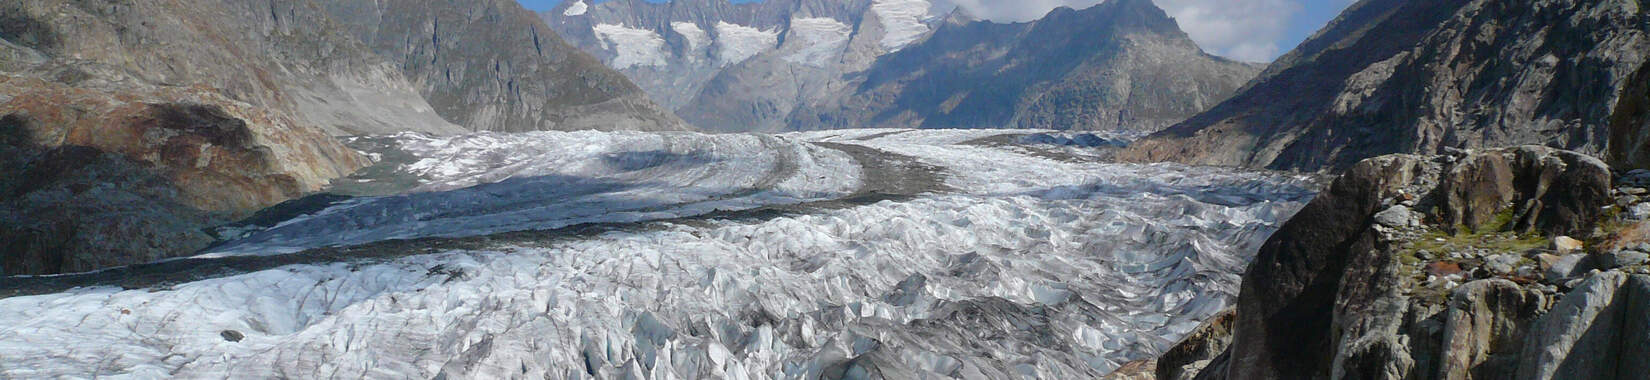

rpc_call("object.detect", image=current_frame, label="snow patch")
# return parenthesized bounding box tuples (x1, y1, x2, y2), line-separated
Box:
(593, 23, 668, 69)
(871, 0, 934, 51)
(783, 17, 852, 67)
(562, 0, 588, 16)
(713, 21, 779, 66)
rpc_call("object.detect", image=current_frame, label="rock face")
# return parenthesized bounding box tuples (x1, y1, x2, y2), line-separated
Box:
(547, 0, 1256, 133)
(323, 0, 688, 132)
(1149, 146, 1650, 380)
(0, 0, 682, 274)
(1122, 0, 1650, 171)
(790, 0, 1259, 133)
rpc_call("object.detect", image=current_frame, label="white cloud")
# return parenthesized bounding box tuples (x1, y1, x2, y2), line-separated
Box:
(943, 0, 1311, 62)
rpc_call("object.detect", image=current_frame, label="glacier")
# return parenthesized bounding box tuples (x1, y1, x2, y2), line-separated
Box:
(594, 24, 670, 69)
(0, 129, 1317, 379)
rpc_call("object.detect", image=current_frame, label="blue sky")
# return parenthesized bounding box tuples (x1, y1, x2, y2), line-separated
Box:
(517, 0, 1353, 62)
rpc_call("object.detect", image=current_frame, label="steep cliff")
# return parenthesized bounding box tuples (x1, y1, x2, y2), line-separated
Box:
(1152, 147, 1650, 380)
(789, 0, 1260, 133)
(1122, 0, 1650, 171)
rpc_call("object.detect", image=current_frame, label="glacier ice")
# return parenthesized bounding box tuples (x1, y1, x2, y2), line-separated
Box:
(871, 0, 935, 51)
(784, 17, 853, 67)
(0, 129, 1317, 379)
(714, 22, 780, 67)
(564, 0, 588, 16)
(594, 24, 669, 69)
(672, 22, 711, 58)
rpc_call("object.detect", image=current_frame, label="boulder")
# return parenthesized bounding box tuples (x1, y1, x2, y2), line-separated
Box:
(1543, 255, 1590, 284)
(1485, 255, 1522, 275)
(1375, 206, 1418, 228)
(1551, 237, 1584, 254)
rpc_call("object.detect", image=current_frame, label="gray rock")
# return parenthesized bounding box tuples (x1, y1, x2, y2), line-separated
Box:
(1630, 203, 1650, 220)
(1374, 206, 1417, 228)
(1593, 250, 1650, 269)
(1516, 273, 1650, 379)
(1485, 254, 1521, 275)
(1437, 280, 1549, 380)
(1622, 169, 1650, 187)
(1544, 254, 1590, 283)
(220, 330, 244, 342)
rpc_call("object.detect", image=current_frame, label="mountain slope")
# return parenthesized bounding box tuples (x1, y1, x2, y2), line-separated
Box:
(322, 0, 689, 132)
(549, 0, 1258, 133)
(788, 0, 1260, 132)
(1121, 0, 1650, 171)
(544, 0, 947, 132)
(0, 0, 689, 275)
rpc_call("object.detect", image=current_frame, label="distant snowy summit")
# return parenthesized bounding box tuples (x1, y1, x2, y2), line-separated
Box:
(544, 0, 1260, 134)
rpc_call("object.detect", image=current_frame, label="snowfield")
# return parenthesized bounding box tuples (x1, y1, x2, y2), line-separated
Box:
(0, 129, 1317, 379)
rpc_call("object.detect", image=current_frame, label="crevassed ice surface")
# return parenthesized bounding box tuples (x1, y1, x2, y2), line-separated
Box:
(0, 129, 1317, 379)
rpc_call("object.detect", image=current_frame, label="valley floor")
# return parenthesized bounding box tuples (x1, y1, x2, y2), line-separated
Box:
(0, 129, 1316, 379)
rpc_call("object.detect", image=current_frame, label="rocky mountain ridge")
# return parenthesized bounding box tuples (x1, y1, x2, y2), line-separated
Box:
(547, 0, 1259, 133)
(1121, 0, 1650, 172)
(788, 0, 1260, 133)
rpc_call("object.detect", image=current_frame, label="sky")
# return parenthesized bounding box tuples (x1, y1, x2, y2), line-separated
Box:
(517, 0, 1355, 62)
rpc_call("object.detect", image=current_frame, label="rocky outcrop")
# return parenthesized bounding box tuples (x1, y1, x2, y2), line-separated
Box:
(323, 0, 688, 132)
(789, 0, 1260, 133)
(1146, 146, 1650, 380)
(1154, 309, 1235, 380)
(1121, 0, 1650, 171)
